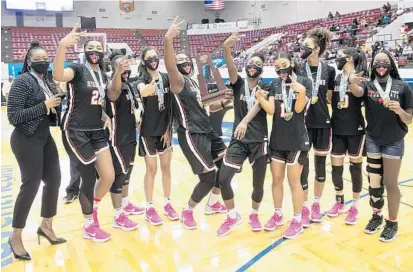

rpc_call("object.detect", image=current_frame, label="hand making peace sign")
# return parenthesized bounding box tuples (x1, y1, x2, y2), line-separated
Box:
(165, 16, 186, 40)
(60, 23, 87, 47)
(223, 29, 246, 48)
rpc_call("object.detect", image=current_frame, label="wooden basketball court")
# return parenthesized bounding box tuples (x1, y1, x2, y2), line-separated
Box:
(2, 107, 413, 271)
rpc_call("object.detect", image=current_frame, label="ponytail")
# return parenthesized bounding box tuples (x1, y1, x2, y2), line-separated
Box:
(138, 46, 158, 79)
(273, 51, 298, 73)
(341, 47, 368, 76)
(307, 28, 332, 56)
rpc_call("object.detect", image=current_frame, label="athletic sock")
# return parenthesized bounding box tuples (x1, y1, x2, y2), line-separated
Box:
(84, 217, 94, 228)
(274, 208, 282, 216)
(146, 202, 153, 209)
(373, 208, 382, 216)
(313, 197, 320, 203)
(114, 208, 123, 219)
(352, 199, 359, 208)
(93, 197, 101, 210)
(389, 216, 397, 222)
(207, 192, 220, 206)
(303, 201, 309, 207)
(228, 209, 237, 219)
(251, 209, 259, 214)
(293, 213, 302, 223)
(121, 197, 129, 208)
(164, 197, 171, 206)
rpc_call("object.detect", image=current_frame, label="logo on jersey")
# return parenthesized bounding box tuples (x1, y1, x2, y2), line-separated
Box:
(367, 88, 399, 103)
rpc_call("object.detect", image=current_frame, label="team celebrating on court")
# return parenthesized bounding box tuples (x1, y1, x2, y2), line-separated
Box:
(6, 16, 413, 260)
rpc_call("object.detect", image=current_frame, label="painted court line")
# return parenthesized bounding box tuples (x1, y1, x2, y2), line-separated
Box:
(235, 178, 413, 272)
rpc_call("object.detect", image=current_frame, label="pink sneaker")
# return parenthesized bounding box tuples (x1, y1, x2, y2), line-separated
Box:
(327, 202, 346, 217)
(180, 209, 197, 229)
(249, 213, 262, 231)
(311, 203, 323, 222)
(163, 203, 179, 221)
(301, 206, 310, 228)
(124, 202, 145, 215)
(264, 212, 284, 231)
(283, 219, 304, 239)
(217, 213, 242, 237)
(83, 209, 111, 242)
(205, 201, 227, 215)
(345, 206, 358, 225)
(112, 213, 138, 231)
(145, 207, 163, 226)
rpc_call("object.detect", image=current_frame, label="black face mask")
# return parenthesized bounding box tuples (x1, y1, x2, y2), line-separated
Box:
(373, 63, 391, 79)
(177, 62, 193, 76)
(276, 66, 293, 83)
(122, 70, 131, 82)
(245, 64, 263, 78)
(335, 57, 348, 71)
(144, 57, 159, 71)
(85, 50, 104, 65)
(30, 61, 50, 75)
(300, 46, 314, 59)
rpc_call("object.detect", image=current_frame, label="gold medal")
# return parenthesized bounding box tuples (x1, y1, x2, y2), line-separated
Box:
(284, 111, 293, 121)
(337, 101, 345, 109)
(384, 97, 390, 107)
(311, 96, 318, 104)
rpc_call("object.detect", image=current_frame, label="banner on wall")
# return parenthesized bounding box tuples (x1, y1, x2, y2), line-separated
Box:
(119, 0, 135, 13)
(188, 21, 253, 35)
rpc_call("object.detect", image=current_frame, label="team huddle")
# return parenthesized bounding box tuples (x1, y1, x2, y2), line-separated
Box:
(6, 18, 413, 260)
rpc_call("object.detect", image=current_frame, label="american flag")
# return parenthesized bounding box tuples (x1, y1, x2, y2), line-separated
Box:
(204, 0, 225, 10)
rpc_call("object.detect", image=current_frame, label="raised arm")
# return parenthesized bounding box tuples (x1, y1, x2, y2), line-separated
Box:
(164, 17, 186, 94)
(107, 56, 131, 102)
(223, 31, 244, 84)
(348, 72, 368, 97)
(257, 89, 274, 115)
(53, 24, 86, 82)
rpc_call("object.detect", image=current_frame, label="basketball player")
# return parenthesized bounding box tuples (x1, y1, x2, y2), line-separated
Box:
(327, 47, 367, 225)
(297, 28, 336, 225)
(53, 25, 114, 242)
(163, 17, 229, 229)
(136, 46, 179, 225)
(349, 50, 412, 242)
(216, 31, 271, 236)
(258, 52, 312, 239)
(105, 51, 142, 231)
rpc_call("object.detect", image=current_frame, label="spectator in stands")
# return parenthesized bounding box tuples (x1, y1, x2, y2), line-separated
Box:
(353, 19, 359, 26)
(383, 2, 391, 12)
(382, 15, 390, 25)
(328, 12, 333, 20)
(335, 11, 341, 19)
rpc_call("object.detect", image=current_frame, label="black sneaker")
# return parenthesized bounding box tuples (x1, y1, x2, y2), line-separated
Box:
(364, 213, 383, 234)
(63, 193, 78, 204)
(379, 220, 398, 242)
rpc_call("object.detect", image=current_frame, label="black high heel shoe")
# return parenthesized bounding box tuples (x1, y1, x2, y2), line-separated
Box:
(8, 238, 31, 261)
(37, 228, 67, 245)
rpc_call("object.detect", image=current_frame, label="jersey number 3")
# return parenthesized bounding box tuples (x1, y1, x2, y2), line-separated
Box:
(91, 90, 101, 105)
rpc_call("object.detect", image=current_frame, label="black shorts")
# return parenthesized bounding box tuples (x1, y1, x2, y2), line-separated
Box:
(177, 129, 227, 175)
(270, 149, 308, 166)
(110, 143, 137, 175)
(138, 135, 172, 157)
(331, 134, 366, 159)
(308, 128, 332, 154)
(62, 129, 109, 165)
(223, 140, 268, 170)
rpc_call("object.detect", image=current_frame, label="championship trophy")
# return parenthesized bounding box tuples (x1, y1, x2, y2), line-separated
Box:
(196, 53, 230, 106)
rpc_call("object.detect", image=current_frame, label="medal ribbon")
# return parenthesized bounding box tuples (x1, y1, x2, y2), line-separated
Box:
(305, 62, 322, 98)
(244, 78, 258, 111)
(156, 72, 165, 107)
(85, 62, 105, 103)
(281, 73, 297, 113)
(373, 77, 392, 101)
(339, 72, 349, 102)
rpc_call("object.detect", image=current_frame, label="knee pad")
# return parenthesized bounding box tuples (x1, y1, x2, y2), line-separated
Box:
(314, 155, 326, 182)
(300, 157, 309, 190)
(124, 166, 133, 185)
(331, 165, 344, 191)
(110, 174, 126, 194)
(366, 157, 383, 186)
(369, 186, 385, 210)
(349, 162, 363, 193)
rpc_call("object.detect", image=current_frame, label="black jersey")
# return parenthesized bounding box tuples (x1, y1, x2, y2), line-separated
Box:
(295, 62, 336, 128)
(361, 79, 413, 145)
(231, 75, 270, 143)
(172, 77, 213, 134)
(62, 64, 107, 131)
(105, 81, 137, 145)
(269, 76, 312, 151)
(331, 73, 365, 136)
(136, 72, 171, 137)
